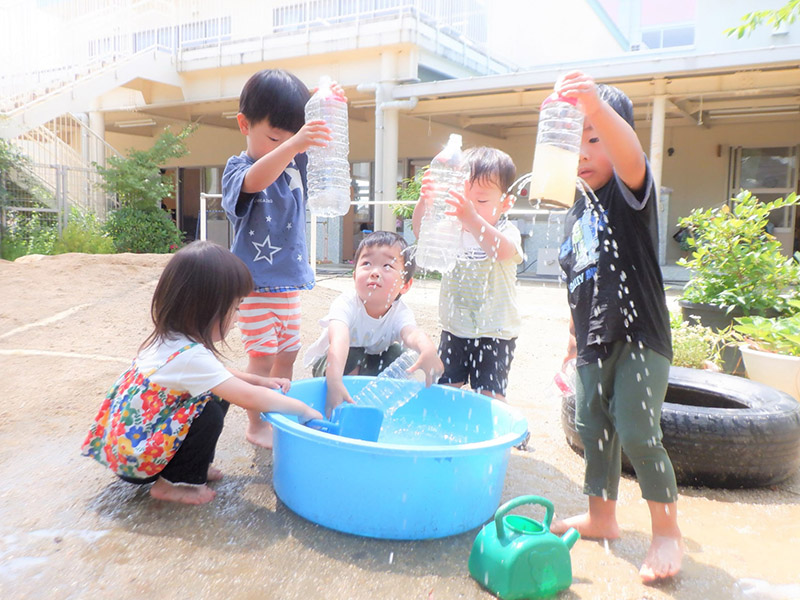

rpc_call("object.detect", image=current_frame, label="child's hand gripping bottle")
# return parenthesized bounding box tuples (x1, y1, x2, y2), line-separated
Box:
(529, 93, 584, 208)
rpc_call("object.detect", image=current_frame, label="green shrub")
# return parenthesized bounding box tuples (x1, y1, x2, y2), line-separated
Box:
(0, 211, 58, 260)
(677, 190, 800, 316)
(393, 167, 427, 219)
(95, 125, 195, 210)
(733, 300, 800, 357)
(670, 311, 728, 369)
(104, 206, 183, 254)
(53, 208, 115, 254)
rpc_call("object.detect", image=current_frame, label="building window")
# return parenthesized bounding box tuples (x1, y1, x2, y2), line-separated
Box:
(730, 146, 798, 231)
(641, 25, 694, 49)
(639, 0, 695, 49)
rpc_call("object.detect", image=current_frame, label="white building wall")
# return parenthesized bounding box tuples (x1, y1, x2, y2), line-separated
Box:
(487, 0, 624, 67)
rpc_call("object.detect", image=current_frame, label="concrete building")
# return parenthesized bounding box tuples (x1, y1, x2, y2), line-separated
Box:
(1, 0, 798, 278)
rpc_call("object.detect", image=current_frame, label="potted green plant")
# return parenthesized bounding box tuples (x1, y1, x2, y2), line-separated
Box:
(676, 190, 800, 372)
(732, 301, 800, 400)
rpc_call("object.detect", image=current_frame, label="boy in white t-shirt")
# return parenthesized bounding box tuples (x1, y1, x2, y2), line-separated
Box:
(304, 231, 443, 416)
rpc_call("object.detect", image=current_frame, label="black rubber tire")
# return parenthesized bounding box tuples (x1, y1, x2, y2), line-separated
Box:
(560, 366, 800, 488)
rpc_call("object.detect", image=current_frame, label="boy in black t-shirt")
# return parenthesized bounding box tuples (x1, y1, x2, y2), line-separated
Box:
(553, 71, 682, 583)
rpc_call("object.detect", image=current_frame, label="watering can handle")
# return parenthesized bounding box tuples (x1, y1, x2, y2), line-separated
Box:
(494, 495, 555, 540)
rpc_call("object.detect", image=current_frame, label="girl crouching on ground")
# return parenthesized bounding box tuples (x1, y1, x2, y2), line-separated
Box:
(82, 240, 321, 505)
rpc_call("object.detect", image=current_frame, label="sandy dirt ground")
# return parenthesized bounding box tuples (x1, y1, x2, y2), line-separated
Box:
(1, 252, 799, 600)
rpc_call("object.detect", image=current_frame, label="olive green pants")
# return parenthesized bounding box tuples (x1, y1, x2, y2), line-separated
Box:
(575, 341, 678, 504)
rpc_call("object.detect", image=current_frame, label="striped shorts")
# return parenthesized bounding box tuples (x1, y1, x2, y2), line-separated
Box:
(237, 290, 302, 357)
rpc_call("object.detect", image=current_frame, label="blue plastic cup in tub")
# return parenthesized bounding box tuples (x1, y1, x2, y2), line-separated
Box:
(264, 376, 529, 540)
(303, 404, 384, 442)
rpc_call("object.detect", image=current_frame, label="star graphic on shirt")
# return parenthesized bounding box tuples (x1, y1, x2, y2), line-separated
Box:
(297, 253, 303, 261)
(253, 234, 281, 264)
(249, 230, 255, 236)
(265, 215, 272, 223)
(286, 164, 303, 193)
(287, 222, 292, 230)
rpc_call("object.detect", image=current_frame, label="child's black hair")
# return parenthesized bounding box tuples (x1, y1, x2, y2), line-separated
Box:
(239, 69, 310, 133)
(354, 230, 416, 284)
(597, 83, 635, 130)
(463, 146, 517, 195)
(141, 240, 254, 357)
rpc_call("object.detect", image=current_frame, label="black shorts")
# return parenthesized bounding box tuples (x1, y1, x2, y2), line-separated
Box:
(437, 331, 516, 397)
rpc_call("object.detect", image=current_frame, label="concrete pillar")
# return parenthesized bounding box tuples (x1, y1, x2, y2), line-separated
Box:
(649, 79, 667, 265)
(379, 88, 401, 232)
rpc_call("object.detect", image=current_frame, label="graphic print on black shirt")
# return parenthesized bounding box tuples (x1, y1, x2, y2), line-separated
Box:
(558, 168, 672, 366)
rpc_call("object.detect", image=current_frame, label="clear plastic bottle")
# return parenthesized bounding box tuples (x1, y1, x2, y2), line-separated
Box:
(304, 76, 351, 217)
(529, 93, 584, 208)
(414, 133, 469, 273)
(352, 349, 425, 412)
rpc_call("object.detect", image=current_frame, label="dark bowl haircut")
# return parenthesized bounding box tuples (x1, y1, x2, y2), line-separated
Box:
(239, 69, 310, 133)
(354, 231, 416, 284)
(596, 83, 635, 129)
(463, 146, 517, 194)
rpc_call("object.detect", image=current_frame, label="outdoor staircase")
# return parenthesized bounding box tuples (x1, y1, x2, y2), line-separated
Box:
(0, 48, 182, 140)
(8, 114, 121, 217)
(0, 42, 180, 219)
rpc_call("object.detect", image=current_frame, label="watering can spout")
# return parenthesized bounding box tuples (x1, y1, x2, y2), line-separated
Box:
(561, 527, 580, 550)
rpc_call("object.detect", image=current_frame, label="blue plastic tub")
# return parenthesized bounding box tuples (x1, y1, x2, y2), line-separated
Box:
(265, 376, 528, 540)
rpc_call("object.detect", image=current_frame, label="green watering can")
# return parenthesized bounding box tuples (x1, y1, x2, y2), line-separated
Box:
(468, 495, 580, 600)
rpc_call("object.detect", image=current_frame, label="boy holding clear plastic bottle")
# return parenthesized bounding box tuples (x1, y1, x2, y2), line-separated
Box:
(222, 69, 335, 448)
(552, 71, 682, 583)
(412, 146, 523, 402)
(303, 231, 443, 417)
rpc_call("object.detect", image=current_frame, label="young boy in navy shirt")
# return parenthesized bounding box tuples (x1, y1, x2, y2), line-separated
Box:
(222, 69, 332, 448)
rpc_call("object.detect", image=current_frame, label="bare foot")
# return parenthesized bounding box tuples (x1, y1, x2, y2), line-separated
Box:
(639, 534, 683, 583)
(149, 477, 216, 505)
(207, 465, 223, 482)
(550, 512, 620, 540)
(246, 420, 274, 449)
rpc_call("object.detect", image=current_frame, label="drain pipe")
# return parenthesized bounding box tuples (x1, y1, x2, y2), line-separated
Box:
(357, 82, 418, 232)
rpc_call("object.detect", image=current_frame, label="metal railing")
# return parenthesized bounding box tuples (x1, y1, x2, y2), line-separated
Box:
(9, 114, 119, 218)
(198, 193, 422, 277)
(197, 192, 565, 280)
